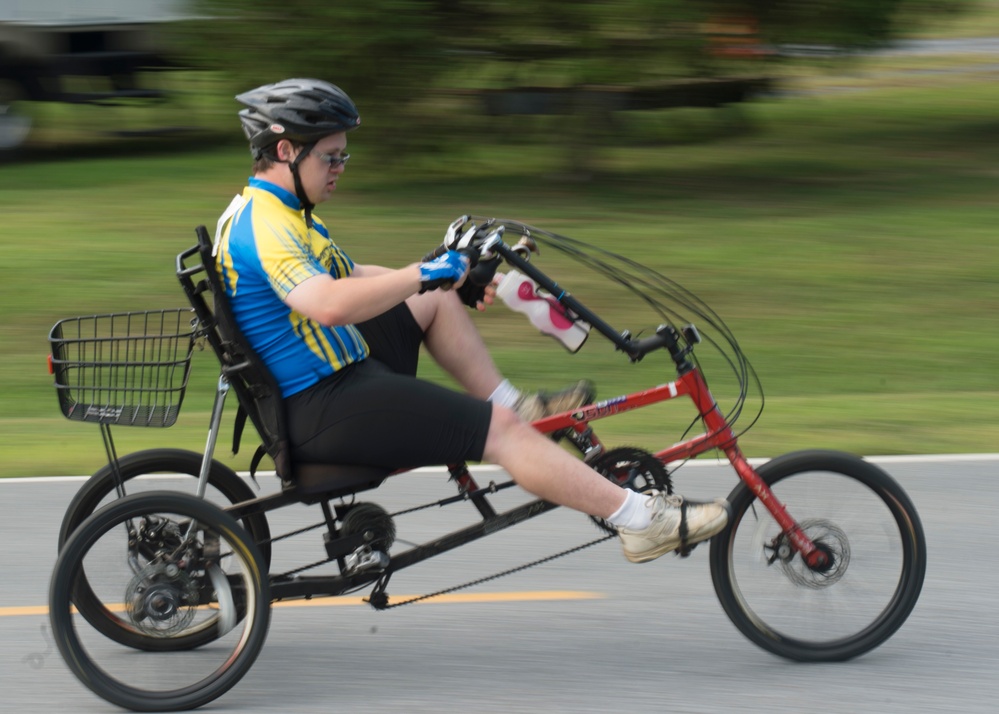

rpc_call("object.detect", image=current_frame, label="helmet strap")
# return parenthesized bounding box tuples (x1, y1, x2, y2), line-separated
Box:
(288, 141, 317, 229)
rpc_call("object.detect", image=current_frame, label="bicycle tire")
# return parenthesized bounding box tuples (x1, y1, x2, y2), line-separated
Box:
(50, 491, 271, 712)
(709, 449, 926, 662)
(57, 448, 271, 651)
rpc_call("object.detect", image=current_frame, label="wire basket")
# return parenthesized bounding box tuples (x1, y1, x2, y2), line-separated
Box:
(48, 309, 199, 427)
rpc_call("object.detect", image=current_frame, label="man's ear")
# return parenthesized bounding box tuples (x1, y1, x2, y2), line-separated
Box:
(276, 139, 297, 162)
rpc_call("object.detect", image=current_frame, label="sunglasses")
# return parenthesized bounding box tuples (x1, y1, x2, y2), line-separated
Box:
(311, 150, 351, 168)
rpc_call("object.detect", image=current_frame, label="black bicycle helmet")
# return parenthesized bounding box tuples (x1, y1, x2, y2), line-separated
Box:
(236, 78, 361, 227)
(236, 78, 361, 159)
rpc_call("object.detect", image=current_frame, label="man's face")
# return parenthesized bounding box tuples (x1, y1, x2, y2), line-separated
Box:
(295, 132, 348, 205)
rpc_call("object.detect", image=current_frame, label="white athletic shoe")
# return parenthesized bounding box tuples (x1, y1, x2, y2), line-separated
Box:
(618, 492, 730, 563)
(513, 379, 595, 422)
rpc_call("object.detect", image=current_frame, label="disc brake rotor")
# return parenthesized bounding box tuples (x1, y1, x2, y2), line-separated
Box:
(770, 519, 851, 589)
(125, 562, 200, 637)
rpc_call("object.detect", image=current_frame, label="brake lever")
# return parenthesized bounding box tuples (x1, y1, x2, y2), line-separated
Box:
(476, 225, 506, 260)
(510, 235, 539, 261)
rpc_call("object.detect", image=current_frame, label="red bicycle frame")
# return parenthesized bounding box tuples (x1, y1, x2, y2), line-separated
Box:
(489, 239, 828, 569)
(530, 369, 825, 567)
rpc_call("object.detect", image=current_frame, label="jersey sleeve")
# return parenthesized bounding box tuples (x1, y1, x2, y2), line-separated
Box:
(254, 225, 327, 300)
(311, 217, 356, 280)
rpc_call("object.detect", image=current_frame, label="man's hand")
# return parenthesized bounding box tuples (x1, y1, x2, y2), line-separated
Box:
(456, 254, 502, 309)
(419, 250, 469, 293)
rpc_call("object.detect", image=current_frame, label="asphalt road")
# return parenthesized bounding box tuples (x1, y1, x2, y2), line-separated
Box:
(2, 455, 997, 713)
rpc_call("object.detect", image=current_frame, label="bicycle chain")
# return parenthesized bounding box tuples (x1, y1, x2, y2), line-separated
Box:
(366, 533, 615, 610)
(262, 495, 616, 597)
(267, 498, 472, 580)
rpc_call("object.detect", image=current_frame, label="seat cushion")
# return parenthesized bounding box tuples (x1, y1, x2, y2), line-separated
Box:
(285, 462, 391, 501)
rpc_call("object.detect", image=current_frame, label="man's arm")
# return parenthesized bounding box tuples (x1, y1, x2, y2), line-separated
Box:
(286, 257, 470, 325)
(351, 264, 392, 278)
(284, 264, 423, 326)
(353, 263, 498, 311)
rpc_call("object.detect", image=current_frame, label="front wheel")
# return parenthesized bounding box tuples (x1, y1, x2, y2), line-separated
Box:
(50, 491, 271, 712)
(709, 450, 926, 662)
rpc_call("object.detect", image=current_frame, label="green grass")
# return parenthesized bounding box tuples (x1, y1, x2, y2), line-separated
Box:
(1, 73, 997, 477)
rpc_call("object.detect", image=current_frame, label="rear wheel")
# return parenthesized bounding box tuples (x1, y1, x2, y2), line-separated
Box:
(709, 450, 926, 661)
(50, 491, 270, 712)
(58, 448, 271, 651)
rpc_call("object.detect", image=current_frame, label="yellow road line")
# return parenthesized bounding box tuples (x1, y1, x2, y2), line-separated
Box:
(1, 590, 603, 618)
(2, 605, 51, 617)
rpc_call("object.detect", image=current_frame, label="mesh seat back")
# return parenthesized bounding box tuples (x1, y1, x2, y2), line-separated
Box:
(178, 226, 292, 479)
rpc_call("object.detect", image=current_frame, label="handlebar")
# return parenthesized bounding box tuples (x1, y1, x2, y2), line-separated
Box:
(488, 238, 695, 370)
(422, 223, 506, 264)
(625, 330, 674, 359)
(421, 242, 450, 263)
(430, 218, 698, 369)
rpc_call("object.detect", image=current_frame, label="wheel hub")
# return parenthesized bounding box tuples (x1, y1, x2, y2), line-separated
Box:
(143, 583, 183, 621)
(126, 562, 199, 636)
(767, 519, 850, 589)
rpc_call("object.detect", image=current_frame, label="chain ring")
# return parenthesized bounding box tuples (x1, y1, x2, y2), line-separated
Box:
(340, 502, 397, 551)
(589, 447, 674, 535)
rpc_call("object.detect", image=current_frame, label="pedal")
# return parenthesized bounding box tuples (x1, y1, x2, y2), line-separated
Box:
(344, 545, 389, 575)
(675, 541, 698, 558)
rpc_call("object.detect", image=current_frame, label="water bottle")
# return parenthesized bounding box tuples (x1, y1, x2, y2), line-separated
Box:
(495, 270, 591, 352)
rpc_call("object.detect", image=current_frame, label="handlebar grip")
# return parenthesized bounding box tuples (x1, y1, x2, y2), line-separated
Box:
(418, 276, 455, 293)
(422, 243, 450, 263)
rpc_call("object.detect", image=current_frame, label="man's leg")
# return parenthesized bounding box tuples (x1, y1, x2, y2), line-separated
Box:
(404, 289, 503, 399)
(402, 292, 615, 512)
(481, 404, 730, 562)
(404, 289, 594, 419)
(482, 404, 626, 517)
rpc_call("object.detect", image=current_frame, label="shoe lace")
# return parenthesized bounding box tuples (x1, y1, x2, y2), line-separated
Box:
(645, 490, 683, 512)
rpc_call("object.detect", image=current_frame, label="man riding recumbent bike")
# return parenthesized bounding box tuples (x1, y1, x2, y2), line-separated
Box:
(47, 218, 926, 712)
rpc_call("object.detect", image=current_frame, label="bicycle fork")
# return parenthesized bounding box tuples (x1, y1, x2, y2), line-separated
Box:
(682, 368, 829, 570)
(725, 447, 829, 570)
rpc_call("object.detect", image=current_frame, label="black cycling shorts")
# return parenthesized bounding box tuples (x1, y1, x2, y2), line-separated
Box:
(285, 303, 493, 469)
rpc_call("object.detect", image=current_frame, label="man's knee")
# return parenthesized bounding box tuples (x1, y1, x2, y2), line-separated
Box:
(482, 404, 533, 462)
(405, 286, 458, 331)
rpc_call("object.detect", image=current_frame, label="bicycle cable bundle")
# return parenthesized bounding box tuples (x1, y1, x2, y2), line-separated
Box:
(479, 218, 765, 441)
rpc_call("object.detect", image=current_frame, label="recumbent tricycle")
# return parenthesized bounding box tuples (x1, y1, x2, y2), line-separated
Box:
(46, 219, 927, 711)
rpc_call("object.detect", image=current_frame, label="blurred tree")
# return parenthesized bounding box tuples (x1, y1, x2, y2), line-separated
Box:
(176, 1, 441, 114)
(729, 0, 969, 49)
(176, 0, 968, 150)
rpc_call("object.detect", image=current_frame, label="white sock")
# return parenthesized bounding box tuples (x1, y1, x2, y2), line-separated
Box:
(488, 379, 522, 408)
(606, 489, 654, 531)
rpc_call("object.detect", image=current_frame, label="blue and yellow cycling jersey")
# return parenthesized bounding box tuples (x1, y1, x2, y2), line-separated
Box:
(215, 177, 369, 397)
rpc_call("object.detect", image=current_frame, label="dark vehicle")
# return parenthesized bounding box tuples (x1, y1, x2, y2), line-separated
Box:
(0, 0, 187, 149)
